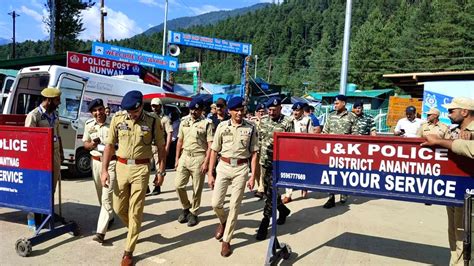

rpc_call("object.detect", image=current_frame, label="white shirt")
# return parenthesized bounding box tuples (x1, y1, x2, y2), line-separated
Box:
(394, 118, 424, 138)
(293, 116, 313, 133)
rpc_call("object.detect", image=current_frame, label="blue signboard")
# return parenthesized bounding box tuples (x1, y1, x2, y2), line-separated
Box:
(92, 42, 178, 72)
(168, 31, 252, 56)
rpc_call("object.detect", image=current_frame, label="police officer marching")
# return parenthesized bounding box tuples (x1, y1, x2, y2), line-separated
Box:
(208, 96, 258, 257)
(82, 98, 116, 244)
(174, 98, 214, 227)
(148, 97, 174, 196)
(101, 90, 166, 266)
(256, 97, 293, 241)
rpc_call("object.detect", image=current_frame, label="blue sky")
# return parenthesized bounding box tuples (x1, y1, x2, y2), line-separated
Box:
(0, 0, 273, 42)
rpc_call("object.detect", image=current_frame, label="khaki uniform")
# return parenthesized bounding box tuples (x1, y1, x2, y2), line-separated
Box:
(25, 106, 61, 191)
(416, 121, 449, 138)
(285, 115, 313, 198)
(176, 115, 213, 215)
(452, 139, 474, 159)
(445, 121, 474, 265)
(152, 113, 173, 168)
(211, 120, 258, 242)
(83, 118, 116, 235)
(106, 110, 164, 252)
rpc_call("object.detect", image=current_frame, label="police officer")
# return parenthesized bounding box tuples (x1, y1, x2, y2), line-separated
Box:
(148, 97, 173, 196)
(210, 98, 231, 132)
(175, 98, 213, 227)
(208, 96, 258, 257)
(435, 97, 474, 265)
(352, 101, 377, 136)
(101, 90, 166, 266)
(25, 87, 64, 191)
(256, 97, 292, 241)
(322, 94, 358, 209)
(82, 98, 116, 243)
(25, 87, 64, 224)
(250, 103, 267, 199)
(416, 107, 449, 138)
(283, 102, 313, 204)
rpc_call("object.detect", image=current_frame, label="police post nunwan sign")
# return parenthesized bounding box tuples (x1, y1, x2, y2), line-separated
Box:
(274, 133, 474, 206)
(92, 42, 178, 72)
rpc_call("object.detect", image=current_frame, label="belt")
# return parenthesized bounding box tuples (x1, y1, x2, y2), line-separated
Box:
(92, 155, 117, 162)
(117, 157, 150, 165)
(220, 157, 248, 166)
(183, 150, 206, 157)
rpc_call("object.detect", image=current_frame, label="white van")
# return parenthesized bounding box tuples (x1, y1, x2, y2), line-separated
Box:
(2, 65, 171, 177)
(0, 69, 17, 111)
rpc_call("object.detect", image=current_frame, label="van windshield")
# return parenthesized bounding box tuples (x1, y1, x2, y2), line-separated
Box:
(14, 75, 50, 114)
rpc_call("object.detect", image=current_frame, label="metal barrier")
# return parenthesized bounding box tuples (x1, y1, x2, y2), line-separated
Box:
(0, 123, 78, 257)
(266, 133, 474, 265)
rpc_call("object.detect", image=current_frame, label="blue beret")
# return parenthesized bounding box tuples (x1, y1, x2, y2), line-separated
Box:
(265, 97, 281, 108)
(88, 98, 104, 112)
(188, 98, 204, 109)
(256, 103, 266, 111)
(121, 90, 143, 110)
(292, 102, 308, 110)
(334, 94, 347, 102)
(353, 101, 363, 108)
(228, 96, 245, 110)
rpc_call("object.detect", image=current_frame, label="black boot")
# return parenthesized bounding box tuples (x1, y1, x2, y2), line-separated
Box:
(323, 194, 336, 209)
(256, 217, 270, 241)
(150, 186, 161, 196)
(277, 204, 291, 225)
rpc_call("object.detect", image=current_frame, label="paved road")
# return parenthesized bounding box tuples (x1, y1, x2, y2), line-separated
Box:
(0, 170, 453, 265)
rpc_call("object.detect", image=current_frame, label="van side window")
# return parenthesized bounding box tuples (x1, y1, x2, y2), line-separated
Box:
(58, 78, 84, 120)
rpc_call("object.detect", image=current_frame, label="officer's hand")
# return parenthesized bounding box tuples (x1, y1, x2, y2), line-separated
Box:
(174, 161, 179, 170)
(208, 175, 215, 190)
(247, 177, 255, 191)
(101, 172, 110, 188)
(200, 162, 209, 175)
(460, 131, 471, 140)
(420, 134, 440, 147)
(154, 173, 164, 186)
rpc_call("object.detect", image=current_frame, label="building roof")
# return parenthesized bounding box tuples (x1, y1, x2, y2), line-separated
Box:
(308, 89, 394, 101)
(383, 70, 474, 97)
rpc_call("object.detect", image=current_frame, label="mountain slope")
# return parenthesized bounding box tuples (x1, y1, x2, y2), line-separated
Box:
(141, 3, 271, 36)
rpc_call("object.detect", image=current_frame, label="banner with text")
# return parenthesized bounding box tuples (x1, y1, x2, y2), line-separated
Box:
(168, 31, 252, 56)
(67, 51, 141, 77)
(91, 42, 178, 72)
(0, 125, 53, 214)
(274, 133, 474, 206)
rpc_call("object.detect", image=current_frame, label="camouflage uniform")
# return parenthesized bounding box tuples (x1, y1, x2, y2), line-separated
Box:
(259, 114, 294, 218)
(322, 110, 358, 135)
(354, 113, 376, 135)
(322, 109, 358, 206)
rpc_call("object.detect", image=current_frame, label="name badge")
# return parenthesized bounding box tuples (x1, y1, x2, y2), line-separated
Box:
(53, 135, 58, 142)
(97, 144, 105, 152)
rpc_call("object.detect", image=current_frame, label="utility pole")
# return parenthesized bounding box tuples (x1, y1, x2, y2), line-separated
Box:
(254, 55, 258, 79)
(267, 57, 272, 83)
(49, 0, 55, 55)
(339, 0, 353, 95)
(8, 11, 19, 59)
(100, 0, 106, 42)
(160, 0, 169, 89)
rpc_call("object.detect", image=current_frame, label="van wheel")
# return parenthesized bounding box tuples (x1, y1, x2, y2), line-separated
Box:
(73, 149, 91, 178)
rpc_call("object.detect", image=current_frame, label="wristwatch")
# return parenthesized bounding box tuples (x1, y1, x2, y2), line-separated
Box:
(159, 171, 167, 177)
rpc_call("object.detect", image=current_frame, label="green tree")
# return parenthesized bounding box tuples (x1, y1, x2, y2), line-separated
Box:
(44, 0, 95, 53)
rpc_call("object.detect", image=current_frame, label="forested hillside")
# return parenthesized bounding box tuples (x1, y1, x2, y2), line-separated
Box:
(0, 0, 473, 94)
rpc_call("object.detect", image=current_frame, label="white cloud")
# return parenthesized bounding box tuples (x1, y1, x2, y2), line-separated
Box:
(20, 5, 43, 22)
(31, 0, 43, 9)
(80, 5, 143, 40)
(189, 5, 224, 15)
(139, 0, 159, 6)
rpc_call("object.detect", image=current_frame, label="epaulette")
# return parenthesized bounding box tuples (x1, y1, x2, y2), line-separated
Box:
(115, 110, 127, 116)
(85, 118, 95, 125)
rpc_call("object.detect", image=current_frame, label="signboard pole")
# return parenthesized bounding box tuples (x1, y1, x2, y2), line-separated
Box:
(240, 56, 247, 98)
(464, 194, 472, 265)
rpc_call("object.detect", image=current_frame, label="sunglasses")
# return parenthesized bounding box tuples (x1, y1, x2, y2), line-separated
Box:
(216, 104, 225, 108)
